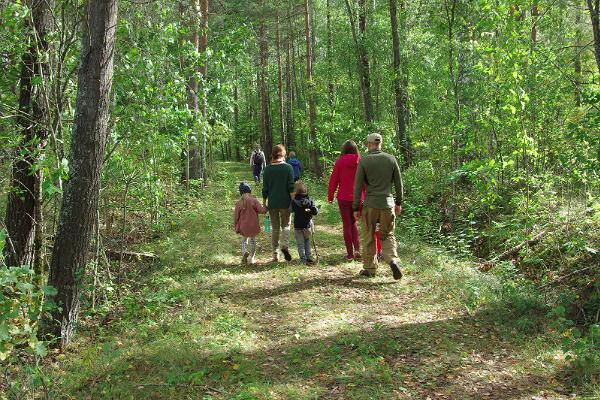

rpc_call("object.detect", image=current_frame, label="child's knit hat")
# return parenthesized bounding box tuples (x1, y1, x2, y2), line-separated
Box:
(239, 182, 252, 195)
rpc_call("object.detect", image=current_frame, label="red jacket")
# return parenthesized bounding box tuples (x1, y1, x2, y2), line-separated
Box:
(234, 195, 267, 237)
(328, 154, 365, 203)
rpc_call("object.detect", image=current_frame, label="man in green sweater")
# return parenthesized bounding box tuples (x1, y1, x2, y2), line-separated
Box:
(352, 133, 403, 279)
(263, 144, 295, 262)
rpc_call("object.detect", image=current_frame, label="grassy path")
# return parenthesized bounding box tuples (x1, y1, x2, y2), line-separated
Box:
(50, 163, 589, 399)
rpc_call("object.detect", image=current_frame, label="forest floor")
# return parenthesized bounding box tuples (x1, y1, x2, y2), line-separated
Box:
(47, 162, 597, 399)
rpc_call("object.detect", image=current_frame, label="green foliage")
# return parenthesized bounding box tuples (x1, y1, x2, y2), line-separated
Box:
(0, 267, 56, 397)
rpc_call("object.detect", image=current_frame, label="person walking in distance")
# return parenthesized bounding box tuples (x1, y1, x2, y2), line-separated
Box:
(352, 133, 404, 279)
(262, 144, 295, 262)
(287, 151, 302, 182)
(250, 144, 266, 183)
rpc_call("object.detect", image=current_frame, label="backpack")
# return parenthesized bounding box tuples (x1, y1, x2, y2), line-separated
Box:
(252, 151, 264, 166)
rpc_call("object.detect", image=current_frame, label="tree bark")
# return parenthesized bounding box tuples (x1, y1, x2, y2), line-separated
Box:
(389, 0, 412, 166)
(587, 0, 600, 76)
(4, 0, 53, 270)
(187, 0, 201, 181)
(199, 0, 209, 183)
(44, 0, 118, 346)
(344, 0, 374, 124)
(575, 0, 583, 106)
(304, 0, 321, 176)
(259, 5, 273, 159)
(326, 0, 334, 110)
(286, 2, 296, 149)
(276, 8, 286, 145)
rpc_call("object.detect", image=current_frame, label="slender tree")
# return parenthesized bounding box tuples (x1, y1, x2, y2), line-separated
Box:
(258, 2, 273, 158)
(587, 0, 600, 76)
(199, 0, 209, 183)
(389, 0, 412, 166)
(276, 8, 286, 145)
(188, 0, 202, 181)
(326, 0, 334, 110)
(44, 0, 118, 345)
(304, 0, 321, 175)
(4, 0, 53, 272)
(344, 0, 374, 124)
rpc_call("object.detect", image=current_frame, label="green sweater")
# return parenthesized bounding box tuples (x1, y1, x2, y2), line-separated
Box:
(262, 162, 295, 209)
(352, 149, 403, 211)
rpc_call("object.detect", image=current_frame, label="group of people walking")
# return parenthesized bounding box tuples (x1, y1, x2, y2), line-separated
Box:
(235, 133, 403, 280)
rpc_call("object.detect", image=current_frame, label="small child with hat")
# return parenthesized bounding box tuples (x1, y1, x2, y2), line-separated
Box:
(234, 182, 267, 264)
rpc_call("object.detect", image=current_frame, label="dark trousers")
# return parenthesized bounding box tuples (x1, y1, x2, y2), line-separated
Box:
(253, 165, 263, 182)
(337, 200, 360, 257)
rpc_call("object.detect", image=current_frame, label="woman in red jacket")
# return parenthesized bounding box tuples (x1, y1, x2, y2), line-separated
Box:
(328, 140, 365, 261)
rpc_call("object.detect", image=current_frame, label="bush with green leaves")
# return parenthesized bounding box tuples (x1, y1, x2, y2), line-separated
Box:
(0, 265, 56, 362)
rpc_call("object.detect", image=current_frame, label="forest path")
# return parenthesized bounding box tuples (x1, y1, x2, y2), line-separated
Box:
(51, 162, 575, 399)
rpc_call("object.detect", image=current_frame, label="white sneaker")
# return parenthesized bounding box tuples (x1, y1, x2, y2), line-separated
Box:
(248, 256, 256, 264)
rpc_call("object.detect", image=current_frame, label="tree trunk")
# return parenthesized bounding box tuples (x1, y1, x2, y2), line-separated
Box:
(304, 0, 321, 176)
(259, 7, 273, 158)
(182, 0, 201, 182)
(286, 3, 296, 149)
(444, 0, 461, 173)
(233, 84, 241, 160)
(575, 0, 583, 106)
(389, 0, 412, 166)
(587, 0, 600, 76)
(199, 0, 209, 183)
(344, 0, 374, 124)
(4, 0, 53, 270)
(276, 8, 285, 145)
(326, 0, 334, 110)
(44, 0, 118, 346)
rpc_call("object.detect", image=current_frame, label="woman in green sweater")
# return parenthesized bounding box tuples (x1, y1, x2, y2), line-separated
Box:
(262, 144, 295, 262)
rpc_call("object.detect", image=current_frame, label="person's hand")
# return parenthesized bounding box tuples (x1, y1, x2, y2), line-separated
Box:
(394, 205, 402, 215)
(353, 211, 361, 220)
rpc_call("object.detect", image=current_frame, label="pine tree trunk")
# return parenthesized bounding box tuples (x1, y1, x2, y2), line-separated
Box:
(44, 0, 118, 346)
(276, 8, 286, 146)
(259, 6, 273, 159)
(189, 0, 201, 180)
(4, 0, 53, 269)
(389, 0, 412, 166)
(304, 0, 321, 176)
(286, 41, 295, 150)
(575, 0, 583, 106)
(199, 0, 209, 183)
(587, 0, 600, 76)
(344, 0, 374, 124)
(286, 2, 296, 149)
(326, 0, 334, 110)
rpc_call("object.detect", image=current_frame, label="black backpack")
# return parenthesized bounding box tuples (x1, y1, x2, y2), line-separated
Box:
(252, 151, 264, 166)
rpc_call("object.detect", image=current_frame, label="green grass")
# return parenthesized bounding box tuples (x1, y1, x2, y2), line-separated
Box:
(44, 162, 598, 399)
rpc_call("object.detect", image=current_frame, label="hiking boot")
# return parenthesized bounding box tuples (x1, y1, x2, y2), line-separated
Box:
(359, 269, 376, 278)
(242, 252, 249, 264)
(389, 261, 402, 280)
(281, 247, 292, 261)
(306, 257, 315, 265)
(353, 251, 362, 261)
